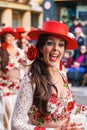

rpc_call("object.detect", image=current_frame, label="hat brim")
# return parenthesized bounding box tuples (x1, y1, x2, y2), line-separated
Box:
(16, 27, 26, 33)
(0, 31, 19, 39)
(28, 30, 78, 50)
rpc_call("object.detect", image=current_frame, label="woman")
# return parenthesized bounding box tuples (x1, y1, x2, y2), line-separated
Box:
(0, 27, 25, 130)
(62, 50, 74, 72)
(11, 21, 87, 130)
(15, 27, 36, 53)
(15, 27, 28, 50)
(67, 45, 87, 86)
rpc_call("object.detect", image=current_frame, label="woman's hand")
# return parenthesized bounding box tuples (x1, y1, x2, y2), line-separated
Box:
(73, 61, 80, 67)
(54, 122, 83, 130)
(66, 122, 83, 130)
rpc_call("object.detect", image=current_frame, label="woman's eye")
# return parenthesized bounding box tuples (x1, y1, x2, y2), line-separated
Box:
(26, 44, 29, 47)
(58, 43, 65, 47)
(46, 41, 54, 46)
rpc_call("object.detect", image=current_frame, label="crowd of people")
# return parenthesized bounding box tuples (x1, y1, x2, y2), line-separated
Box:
(0, 19, 87, 130)
(63, 18, 87, 86)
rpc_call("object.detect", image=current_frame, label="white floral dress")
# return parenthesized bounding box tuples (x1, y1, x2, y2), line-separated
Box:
(0, 47, 25, 130)
(11, 72, 87, 130)
(0, 48, 25, 97)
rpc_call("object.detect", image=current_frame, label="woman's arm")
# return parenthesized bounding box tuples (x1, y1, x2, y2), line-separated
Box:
(11, 74, 53, 130)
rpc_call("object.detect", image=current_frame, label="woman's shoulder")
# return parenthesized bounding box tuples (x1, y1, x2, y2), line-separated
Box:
(22, 72, 35, 85)
(22, 72, 32, 83)
(15, 46, 25, 57)
(21, 72, 35, 92)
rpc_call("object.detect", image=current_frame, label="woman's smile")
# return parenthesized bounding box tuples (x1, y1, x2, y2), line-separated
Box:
(49, 53, 59, 62)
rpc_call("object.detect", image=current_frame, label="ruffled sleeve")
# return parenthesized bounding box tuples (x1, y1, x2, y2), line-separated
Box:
(11, 74, 54, 130)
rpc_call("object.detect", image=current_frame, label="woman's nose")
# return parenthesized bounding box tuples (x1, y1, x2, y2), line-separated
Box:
(53, 43, 59, 51)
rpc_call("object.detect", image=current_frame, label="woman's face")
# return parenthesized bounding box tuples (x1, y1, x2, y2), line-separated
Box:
(41, 35, 65, 67)
(21, 38, 29, 52)
(5, 33, 15, 45)
(80, 45, 87, 54)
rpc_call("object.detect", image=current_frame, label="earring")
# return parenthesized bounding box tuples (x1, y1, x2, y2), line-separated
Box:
(59, 60, 62, 70)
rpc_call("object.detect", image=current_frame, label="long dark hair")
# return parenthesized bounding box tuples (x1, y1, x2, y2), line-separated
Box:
(30, 34, 58, 116)
(0, 33, 9, 73)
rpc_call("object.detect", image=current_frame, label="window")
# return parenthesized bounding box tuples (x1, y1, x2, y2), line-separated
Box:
(12, 10, 21, 28)
(31, 13, 39, 28)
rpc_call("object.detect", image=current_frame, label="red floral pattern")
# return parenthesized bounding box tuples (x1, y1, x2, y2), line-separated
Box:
(5, 51, 22, 71)
(67, 101, 74, 111)
(49, 93, 58, 104)
(0, 76, 21, 97)
(0, 50, 24, 97)
(4, 92, 10, 96)
(34, 126, 46, 130)
(30, 91, 75, 126)
(26, 45, 38, 61)
(28, 72, 76, 126)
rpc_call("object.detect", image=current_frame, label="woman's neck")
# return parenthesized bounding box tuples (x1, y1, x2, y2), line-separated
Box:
(8, 43, 14, 49)
(47, 67, 58, 77)
(7, 44, 16, 56)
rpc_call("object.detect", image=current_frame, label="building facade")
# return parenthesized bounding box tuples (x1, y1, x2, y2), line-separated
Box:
(0, 0, 43, 28)
(43, 0, 87, 27)
(0, 0, 87, 29)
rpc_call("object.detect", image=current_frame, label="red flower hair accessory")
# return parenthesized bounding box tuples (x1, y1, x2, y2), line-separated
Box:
(26, 45, 38, 61)
(1, 43, 8, 50)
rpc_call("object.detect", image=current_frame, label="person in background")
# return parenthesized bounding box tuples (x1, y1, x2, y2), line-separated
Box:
(80, 19, 87, 36)
(15, 27, 37, 75)
(11, 20, 87, 130)
(73, 27, 85, 60)
(62, 50, 74, 72)
(15, 27, 28, 50)
(0, 27, 25, 130)
(69, 18, 81, 34)
(67, 45, 87, 86)
(16, 27, 36, 52)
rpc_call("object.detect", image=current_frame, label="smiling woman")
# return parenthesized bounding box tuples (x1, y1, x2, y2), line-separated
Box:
(0, 27, 25, 130)
(11, 20, 87, 130)
(39, 35, 65, 68)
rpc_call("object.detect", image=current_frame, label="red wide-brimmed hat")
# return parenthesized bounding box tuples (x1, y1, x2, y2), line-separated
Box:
(16, 27, 26, 33)
(28, 20, 78, 50)
(0, 27, 19, 39)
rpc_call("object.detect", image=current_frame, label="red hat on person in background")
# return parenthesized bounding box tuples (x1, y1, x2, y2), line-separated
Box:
(15, 27, 26, 39)
(16, 27, 26, 33)
(27, 27, 37, 41)
(0, 27, 19, 39)
(28, 20, 78, 50)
